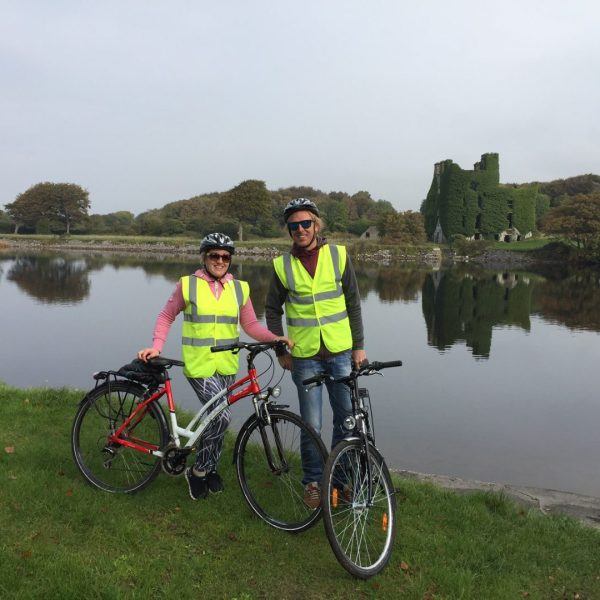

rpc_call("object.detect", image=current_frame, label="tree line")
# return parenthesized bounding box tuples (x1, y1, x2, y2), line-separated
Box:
(3, 174, 600, 252)
(1, 180, 428, 244)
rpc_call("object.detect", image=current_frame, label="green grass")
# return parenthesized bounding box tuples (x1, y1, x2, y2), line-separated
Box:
(491, 238, 551, 252)
(1, 383, 600, 599)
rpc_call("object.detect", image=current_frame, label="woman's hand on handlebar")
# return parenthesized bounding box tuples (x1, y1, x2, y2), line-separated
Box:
(138, 347, 160, 362)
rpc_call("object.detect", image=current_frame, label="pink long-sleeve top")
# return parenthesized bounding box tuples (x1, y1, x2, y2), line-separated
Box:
(151, 269, 277, 353)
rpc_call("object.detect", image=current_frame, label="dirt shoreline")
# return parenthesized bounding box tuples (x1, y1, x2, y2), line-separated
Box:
(395, 469, 600, 530)
(1, 237, 559, 268)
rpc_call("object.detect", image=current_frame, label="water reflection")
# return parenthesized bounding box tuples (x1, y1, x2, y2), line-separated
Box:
(6, 255, 91, 304)
(420, 266, 600, 358)
(532, 269, 600, 331)
(422, 268, 535, 358)
(4, 250, 600, 345)
(3, 250, 600, 496)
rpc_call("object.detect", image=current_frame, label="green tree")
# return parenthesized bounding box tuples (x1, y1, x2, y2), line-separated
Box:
(0, 209, 14, 233)
(535, 193, 551, 227)
(47, 183, 90, 234)
(319, 198, 349, 232)
(541, 193, 600, 249)
(5, 190, 45, 233)
(5, 182, 90, 234)
(221, 180, 271, 240)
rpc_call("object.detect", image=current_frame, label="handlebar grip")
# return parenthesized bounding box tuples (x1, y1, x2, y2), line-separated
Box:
(302, 375, 322, 386)
(211, 343, 239, 353)
(369, 360, 402, 370)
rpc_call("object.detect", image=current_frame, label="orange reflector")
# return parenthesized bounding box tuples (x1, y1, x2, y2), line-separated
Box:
(332, 488, 339, 508)
(382, 512, 388, 532)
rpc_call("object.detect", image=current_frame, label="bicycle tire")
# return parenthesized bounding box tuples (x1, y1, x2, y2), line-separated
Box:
(235, 408, 327, 533)
(71, 380, 169, 493)
(322, 439, 397, 578)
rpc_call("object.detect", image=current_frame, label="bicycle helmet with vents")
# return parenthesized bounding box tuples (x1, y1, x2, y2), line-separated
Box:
(283, 198, 320, 221)
(200, 232, 235, 254)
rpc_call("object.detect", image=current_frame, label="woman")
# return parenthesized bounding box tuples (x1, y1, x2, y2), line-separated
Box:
(138, 232, 292, 501)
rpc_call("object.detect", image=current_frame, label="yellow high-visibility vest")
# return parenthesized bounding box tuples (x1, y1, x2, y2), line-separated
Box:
(274, 244, 352, 358)
(180, 276, 249, 377)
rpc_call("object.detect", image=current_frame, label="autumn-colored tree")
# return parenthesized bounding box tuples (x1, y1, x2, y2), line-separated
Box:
(381, 211, 426, 244)
(541, 193, 600, 249)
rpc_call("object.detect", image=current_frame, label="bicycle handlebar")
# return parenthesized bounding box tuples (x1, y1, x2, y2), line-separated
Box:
(210, 340, 288, 354)
(301, 359, 402, 387)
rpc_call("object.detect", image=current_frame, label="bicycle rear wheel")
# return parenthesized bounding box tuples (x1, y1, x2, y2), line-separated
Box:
(322, 439, 396, 578)
(235, 408, 327, 532)
(71, 380, 169, 493)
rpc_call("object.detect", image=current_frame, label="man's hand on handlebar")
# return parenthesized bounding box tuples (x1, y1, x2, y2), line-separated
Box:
(277, 354, 293, 371)
(273, 336, 294, 350)
(352, 349, 368, 369)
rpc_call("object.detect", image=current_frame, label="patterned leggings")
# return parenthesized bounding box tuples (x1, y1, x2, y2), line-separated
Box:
(187, 374, 234, 473)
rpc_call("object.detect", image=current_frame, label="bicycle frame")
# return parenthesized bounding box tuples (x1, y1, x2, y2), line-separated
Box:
(303, 360, 401, 508)
(109, 365, 263, 457)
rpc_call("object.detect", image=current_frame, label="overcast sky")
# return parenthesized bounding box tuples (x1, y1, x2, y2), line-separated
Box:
(2, 1, 599, 216)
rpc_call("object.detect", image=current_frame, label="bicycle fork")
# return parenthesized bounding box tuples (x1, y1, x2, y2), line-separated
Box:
(254, 401, 290, 475)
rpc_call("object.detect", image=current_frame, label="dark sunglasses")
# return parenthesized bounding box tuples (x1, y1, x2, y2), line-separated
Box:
(206, 252, 231, 263)
(287, 219, 314, 232)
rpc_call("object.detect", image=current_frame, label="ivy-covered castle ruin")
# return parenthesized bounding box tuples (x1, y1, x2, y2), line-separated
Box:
(421, 153, 538, 243)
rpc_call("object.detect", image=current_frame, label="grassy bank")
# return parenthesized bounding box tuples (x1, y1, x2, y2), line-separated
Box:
(1, 383, 600, 599)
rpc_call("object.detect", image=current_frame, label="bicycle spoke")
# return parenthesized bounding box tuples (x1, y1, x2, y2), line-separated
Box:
(323, 440, 396, 578)
(72, 381, 167, 494)
(236, 409, 327, 532)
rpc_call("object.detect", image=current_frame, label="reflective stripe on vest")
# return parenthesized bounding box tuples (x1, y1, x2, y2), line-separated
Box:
(274, 244, 352, 357)
(181, 277, 248, 377)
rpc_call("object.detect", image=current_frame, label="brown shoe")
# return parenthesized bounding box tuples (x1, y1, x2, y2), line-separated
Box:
(303, 482, 321, 510)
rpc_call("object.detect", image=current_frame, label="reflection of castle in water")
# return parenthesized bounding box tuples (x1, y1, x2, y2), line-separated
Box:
(422, 270, 533, 358)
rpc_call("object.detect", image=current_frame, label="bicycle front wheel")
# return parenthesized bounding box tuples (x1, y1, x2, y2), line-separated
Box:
(235, 408, 327, 533)
(322, 439, 397, 578)
(71, 381, 169, 493)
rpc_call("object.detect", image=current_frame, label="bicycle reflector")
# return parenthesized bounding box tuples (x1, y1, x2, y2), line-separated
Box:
(382, 512, 388, 532)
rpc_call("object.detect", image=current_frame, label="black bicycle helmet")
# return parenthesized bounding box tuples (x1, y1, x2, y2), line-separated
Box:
(199, 232, 235, 254)
(283, 198, 320, 221)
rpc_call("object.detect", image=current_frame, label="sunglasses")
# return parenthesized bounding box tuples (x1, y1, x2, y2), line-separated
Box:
(206, 252, 231, 263)
(287, 219, 315, 232)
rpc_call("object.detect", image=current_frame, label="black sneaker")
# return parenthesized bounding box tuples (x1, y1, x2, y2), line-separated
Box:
(207, 470, 224, 494)
(185, 468, 209, 500)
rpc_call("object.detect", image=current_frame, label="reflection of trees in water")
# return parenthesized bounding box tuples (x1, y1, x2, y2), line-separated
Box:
(7, 255, 90, 304)
(355, 265, 427, 302)
(532, 270, 600, 331)
(422, 268, 533, 358)
(82, 254, 195, 282)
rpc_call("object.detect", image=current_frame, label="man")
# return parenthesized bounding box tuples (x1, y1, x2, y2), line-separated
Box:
(265, 198, 367, 508)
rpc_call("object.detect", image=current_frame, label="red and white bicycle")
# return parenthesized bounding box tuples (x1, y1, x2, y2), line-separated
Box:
(71, 340, 327, 533)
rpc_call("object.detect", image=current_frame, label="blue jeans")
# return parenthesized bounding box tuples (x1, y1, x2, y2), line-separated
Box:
(291, 352, 353, 484)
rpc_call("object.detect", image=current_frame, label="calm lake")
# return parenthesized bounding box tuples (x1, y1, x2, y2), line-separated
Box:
(2, 249, 600, 497)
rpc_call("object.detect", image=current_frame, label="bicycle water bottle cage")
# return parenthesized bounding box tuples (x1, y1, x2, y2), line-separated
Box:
(117, 358, 166, 385)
